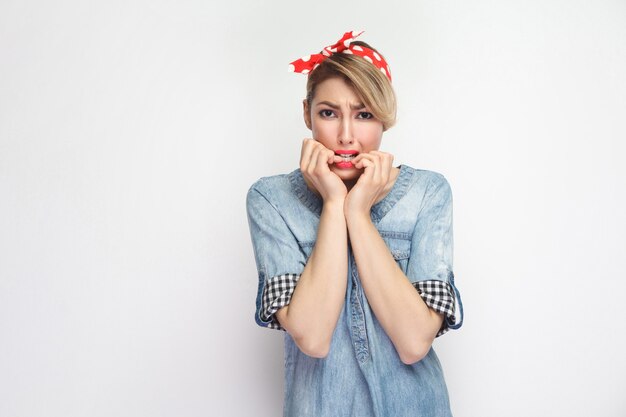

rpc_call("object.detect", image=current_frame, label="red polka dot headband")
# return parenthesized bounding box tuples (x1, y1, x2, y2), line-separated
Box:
(288, 30, 392, 82)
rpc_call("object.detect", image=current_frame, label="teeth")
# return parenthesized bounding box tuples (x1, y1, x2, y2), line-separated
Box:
(338, 154, 356, 161)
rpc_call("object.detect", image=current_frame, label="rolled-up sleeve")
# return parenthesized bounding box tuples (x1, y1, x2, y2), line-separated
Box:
(406, 175, 464, 337)
(260, 273, 301, 330)
(246, 185, 306, 330)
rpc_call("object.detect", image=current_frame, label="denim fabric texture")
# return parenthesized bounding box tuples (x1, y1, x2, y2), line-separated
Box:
(246, 164, 464, 417)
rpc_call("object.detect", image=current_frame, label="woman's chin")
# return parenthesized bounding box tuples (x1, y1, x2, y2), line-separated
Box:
(331, 165, 362, 182)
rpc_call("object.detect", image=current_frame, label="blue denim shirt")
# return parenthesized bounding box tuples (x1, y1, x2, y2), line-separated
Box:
(247, 164, 464, 417)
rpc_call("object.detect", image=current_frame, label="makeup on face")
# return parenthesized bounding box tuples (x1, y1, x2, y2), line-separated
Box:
(307, 77, 384, 179)
(334, 149, 359, 169)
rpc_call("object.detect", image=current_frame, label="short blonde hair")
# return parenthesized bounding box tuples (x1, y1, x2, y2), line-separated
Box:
(305, 41, 397, 131)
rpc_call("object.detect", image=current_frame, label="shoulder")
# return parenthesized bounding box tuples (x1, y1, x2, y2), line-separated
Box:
(400, 165, 452, 194)
(246, 169, 302, 210)
(248, 170, 294, 196)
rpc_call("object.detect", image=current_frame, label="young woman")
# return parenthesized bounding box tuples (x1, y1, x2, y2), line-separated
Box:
(246, 31, 464, 417)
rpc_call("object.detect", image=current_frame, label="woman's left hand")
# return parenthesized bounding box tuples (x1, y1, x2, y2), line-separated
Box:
(344, 151, 395, 217)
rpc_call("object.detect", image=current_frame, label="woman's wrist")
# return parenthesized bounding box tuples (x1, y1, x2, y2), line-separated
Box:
(322, 198, 347, 213)
(344, 207, 372, 227)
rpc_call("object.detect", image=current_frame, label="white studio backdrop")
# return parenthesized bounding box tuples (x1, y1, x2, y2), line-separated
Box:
(1, 1, 625, 416)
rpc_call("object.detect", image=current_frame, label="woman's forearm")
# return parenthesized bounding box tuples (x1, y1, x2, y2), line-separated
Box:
(346, 212, 444, 365)
(276, 200, 348, 358)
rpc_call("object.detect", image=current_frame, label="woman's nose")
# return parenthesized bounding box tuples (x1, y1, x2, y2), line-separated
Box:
(339, 120, 354, 145)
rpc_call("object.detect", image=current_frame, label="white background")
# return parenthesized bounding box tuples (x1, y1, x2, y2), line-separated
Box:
(1, 1, 625, 416)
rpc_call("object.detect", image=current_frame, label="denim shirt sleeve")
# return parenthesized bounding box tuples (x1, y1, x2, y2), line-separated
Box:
(406, 174, 464, 333)
(246, 184, 307, 329)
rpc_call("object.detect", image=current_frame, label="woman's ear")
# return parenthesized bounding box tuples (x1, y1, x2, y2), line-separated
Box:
(303, 99, 312, 130)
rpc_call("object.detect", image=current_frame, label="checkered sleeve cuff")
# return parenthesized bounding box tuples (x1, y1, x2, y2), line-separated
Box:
(413, 280, 457, 337)
(260, 273, 301, 331)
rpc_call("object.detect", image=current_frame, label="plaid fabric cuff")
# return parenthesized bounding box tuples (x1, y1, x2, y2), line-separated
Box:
(413, 280, 457, 337)
(260, 273, 301, 331)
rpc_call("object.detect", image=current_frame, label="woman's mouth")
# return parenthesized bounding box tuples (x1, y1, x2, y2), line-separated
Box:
(335, 150, 358, 169)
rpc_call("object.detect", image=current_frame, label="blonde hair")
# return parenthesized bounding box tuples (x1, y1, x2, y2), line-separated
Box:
(305, 41, 397, 131)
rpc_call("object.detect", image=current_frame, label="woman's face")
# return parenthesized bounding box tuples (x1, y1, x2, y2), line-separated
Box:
(304, 77, 384, 184)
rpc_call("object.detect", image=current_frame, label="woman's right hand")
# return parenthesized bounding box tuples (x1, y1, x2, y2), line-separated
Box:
(300, 139, 347, 203)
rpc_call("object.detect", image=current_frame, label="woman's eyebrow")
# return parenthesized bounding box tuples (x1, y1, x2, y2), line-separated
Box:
(316, 100, 366, 110)
(316, 101, 339, 109)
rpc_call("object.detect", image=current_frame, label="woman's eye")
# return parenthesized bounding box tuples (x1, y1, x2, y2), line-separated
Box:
(357, 112, 374, 119)
(319, 109, 335, 118)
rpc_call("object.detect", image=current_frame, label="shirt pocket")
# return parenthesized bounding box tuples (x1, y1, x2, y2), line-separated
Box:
(380, 231, 411, 275)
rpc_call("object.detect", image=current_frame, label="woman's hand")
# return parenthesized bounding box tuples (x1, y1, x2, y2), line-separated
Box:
(344, 151, 395, 217)
(300, 139, 347, 203)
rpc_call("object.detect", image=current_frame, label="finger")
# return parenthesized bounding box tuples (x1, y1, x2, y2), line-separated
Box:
(368, 151, 389, 184)
(310, 145, 332, 176)
(355, 153, 378, 173)
(307, 144, 321, 174)
(355, 156, 375, 170)
(369, 150, 394, 169)
(300, 139, 315, 170)
(351, 153, 365, 165)
(308, 141, 333, 168)
(324, 148, 337, 165)
(380, 153, 393, 181)
(352, 152, 372, 167)
(316, 148, 334, 172)
(370, 153, 382, 184)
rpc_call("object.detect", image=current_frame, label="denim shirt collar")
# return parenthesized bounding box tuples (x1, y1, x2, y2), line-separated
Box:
(288, 164, 414, 224)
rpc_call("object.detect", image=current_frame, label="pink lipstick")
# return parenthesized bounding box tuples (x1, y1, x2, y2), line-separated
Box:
(334, 150, 358, 169)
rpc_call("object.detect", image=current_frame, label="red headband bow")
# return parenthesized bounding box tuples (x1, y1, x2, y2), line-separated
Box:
(288, 30, 392, 82)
